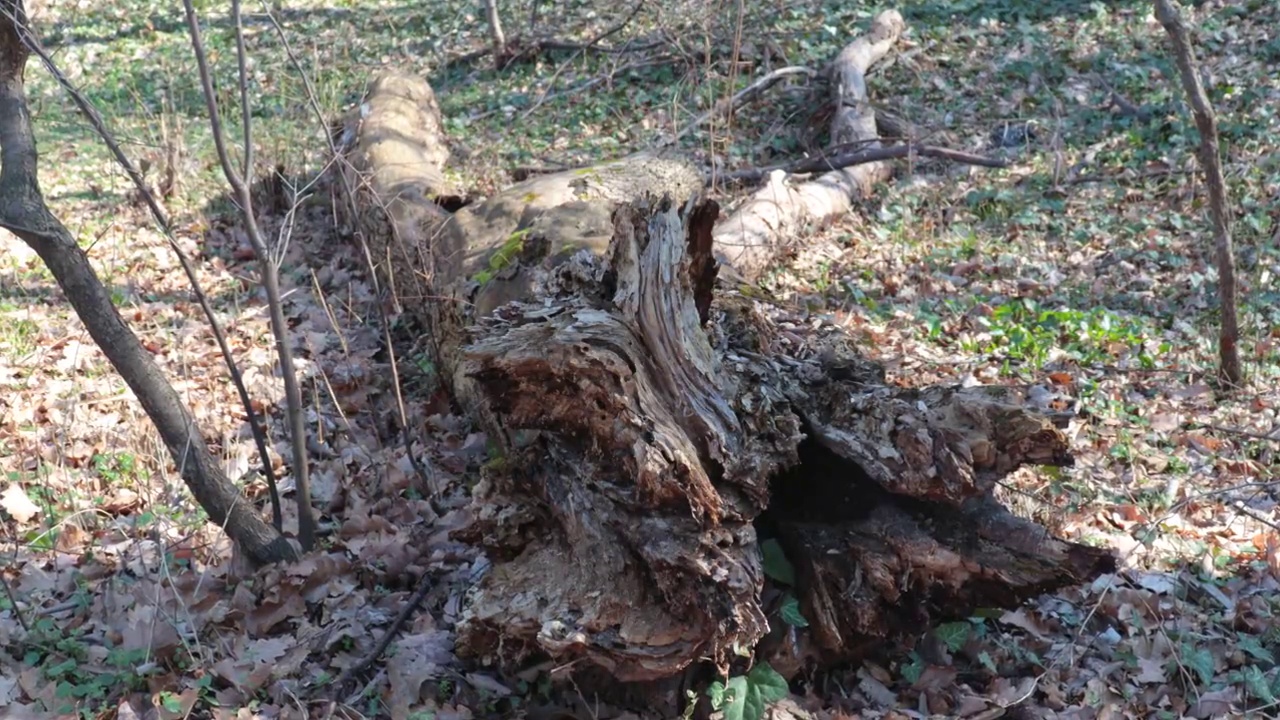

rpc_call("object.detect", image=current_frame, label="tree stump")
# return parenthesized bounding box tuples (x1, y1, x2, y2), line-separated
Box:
(338, 12, 1115, 691)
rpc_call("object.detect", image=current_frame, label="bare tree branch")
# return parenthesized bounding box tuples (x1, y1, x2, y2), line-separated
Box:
(259, 3, 444, 517)
(183, 0, 317, 548)
(14, 11, 284, 532)
(670, 65, 817, 144)
(481, 0, 506, 69)
(1153, 0, 1242, 386)
(0, 0, 295, 566)
(715, 142, 1008, 185)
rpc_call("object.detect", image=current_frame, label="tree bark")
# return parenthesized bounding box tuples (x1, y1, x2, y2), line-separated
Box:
(1153, 0, 1242, 386)
(481, 0, 507, 69)
(713, 10, 905, 282)
(342, 60, 1115, 688)
(0, 1, 296, 567)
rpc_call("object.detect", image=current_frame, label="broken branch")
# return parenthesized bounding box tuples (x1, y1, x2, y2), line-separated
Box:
(715, 142, 1009, 185)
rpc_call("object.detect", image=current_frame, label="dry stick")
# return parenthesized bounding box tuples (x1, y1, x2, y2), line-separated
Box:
(182, 0, 317, 549)
(446, 1, 647, 68)
(260, 4, 443, 514)
(540, 1, 644, 53)
(1195, 422, 1280, 442)
(0, 2, 295, 566)
(670, 65, 816, 144)
(15, 20, 284, 532)
(1154, 0, 1243, 386)
(0, 566, 29, 634)
(329, 570, 434, 692)
(714, 142, 1008, 185)
(518, 46, 585, 120)
(1064, 166, 1192, 186)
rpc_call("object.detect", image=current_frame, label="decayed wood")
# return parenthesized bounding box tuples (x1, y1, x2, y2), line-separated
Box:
(341, 43, 1115, 689)
(451, 200, 803, 681)
(713, 10, 905, 281)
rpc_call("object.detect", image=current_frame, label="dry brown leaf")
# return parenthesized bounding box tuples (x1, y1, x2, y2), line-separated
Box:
(998, 607, 1049, 640)
(0, 484, 40, 523)
(910, 664, 957, 692)
(1188, 686, 1238, 719)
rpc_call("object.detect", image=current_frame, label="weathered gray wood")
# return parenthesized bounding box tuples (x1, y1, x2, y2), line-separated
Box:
(713, 10, 905, 281)
(341, 62, 1115, 689)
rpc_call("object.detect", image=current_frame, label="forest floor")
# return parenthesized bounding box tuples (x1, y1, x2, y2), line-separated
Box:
(1, 0, 1279, 718)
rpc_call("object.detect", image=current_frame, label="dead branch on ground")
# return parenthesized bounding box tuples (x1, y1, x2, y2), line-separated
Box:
(716, 142, 1009, 185)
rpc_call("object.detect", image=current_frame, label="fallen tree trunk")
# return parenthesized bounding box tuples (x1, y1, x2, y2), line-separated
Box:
(340, 16, 1114, 693)
(714, 9, 905, 282)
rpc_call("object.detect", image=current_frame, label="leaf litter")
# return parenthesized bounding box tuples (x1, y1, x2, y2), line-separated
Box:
(1, 0, 1280, 718)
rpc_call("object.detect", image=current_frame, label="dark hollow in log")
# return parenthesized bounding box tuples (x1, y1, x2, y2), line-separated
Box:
(339, 61, 1116, 693)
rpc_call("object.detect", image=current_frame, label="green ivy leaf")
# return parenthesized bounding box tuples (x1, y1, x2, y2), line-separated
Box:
(723, 675, 749, 720)
(1243, 665, 1274, 703)
(746, 663, 790, 704)
(760, 540, 795, 586)
(1179, 642, 1215, 687)
(715, 664, 790, 720)
(707, 680, 727, 710)
(901, 654, 924, 685)
(1238, 635, 1274, 663)
(779, 595, 809, 628)
(159, 693, 184, 713)
(978, 651, 997, 674)
(934, 621, 971, 652)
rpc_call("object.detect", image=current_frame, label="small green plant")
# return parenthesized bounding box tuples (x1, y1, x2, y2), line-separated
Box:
(0, 315, 39, 358)
(706, 663, 789, 720)
(760, 539, 809, 627)
(21, 616, 152, 718)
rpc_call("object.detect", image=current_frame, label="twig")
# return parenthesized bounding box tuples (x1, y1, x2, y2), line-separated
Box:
(1064, 166, 1191, 186)
(13, 9, 284, 532)
(1229, 503, 1280, 533)
(329, 571, 434, 692)
(671, 65, 817, 143)
(261, 2, 444, 517)
(519, 47, 585, 120)
(1093, 73, 1156, 123)
(0, 2, 296, 566)
(1195, 423, 1280, 442)
(714, 142, 1008, 185)
(569, 2, 643, 51)
(446, 2, 648, 69)
(0, 566, 29, 633)
(183, 0, 317, 549)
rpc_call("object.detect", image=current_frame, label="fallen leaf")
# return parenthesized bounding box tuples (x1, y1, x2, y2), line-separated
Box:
(0, 484, 40, 523)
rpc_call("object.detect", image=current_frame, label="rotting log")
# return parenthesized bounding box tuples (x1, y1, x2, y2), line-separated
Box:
(340, 42, 1114, 694)
(713, 9, 905, 282)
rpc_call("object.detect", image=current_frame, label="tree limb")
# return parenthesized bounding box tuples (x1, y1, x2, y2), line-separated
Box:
(0, 0, 295, 566)
(182, 0, 318, 549)
(14, 9, 284, 532)
(714, 142, 1008, 185)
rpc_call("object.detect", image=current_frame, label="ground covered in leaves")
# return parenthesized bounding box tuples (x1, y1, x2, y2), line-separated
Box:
(2, 0, 1279, 718)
